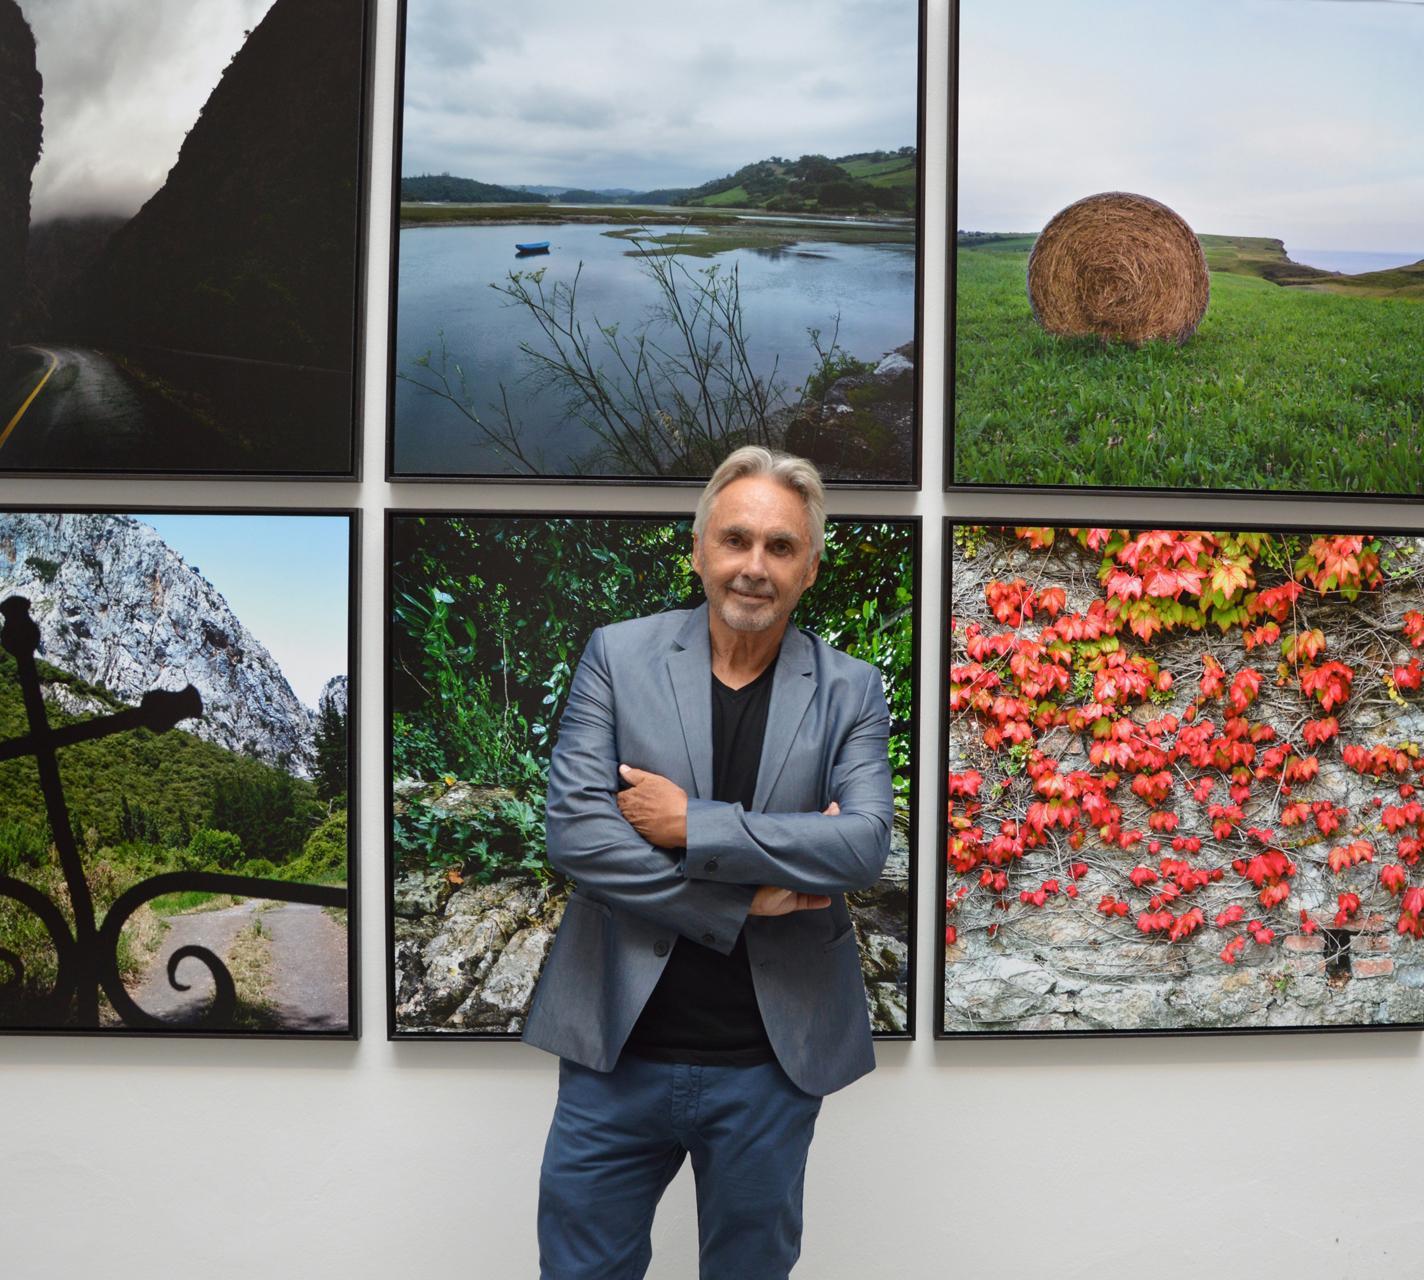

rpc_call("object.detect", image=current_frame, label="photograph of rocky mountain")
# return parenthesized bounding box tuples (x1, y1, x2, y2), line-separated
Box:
(0, 510, 355, 1034)
(389, 513, 916, 1038)
(390, 0, 924, 483)
(944, 522, 1424, 1036)
(0, 0, 371, 477)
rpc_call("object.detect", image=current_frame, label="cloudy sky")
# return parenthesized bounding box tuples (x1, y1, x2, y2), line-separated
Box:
(401, 0, 919, 191)
(139, 515, 349, 709)
(957, 0, 1424, 252)
(22, 0, 276, 222)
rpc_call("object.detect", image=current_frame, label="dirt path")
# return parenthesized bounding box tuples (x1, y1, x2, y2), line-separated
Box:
(128, 899, 348, 1031)
(262, 902, 349, 1031)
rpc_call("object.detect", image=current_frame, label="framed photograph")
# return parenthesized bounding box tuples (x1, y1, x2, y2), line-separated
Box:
(0, 509, 358, 1036)
(0, 0, 373, 478)
(941, 519, 1424, 1037)
(387, 0, 925, 486)
(948, 0, 1424, 498)
(387, 512, 919, 1038)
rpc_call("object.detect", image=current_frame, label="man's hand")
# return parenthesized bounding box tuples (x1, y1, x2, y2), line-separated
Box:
(747, 885, 832, 916)
(748, 801, 839, 916)
(616, 764, 689, 847)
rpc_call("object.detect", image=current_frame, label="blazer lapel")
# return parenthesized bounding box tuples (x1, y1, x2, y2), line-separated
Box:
(754, 624, 817, 811)
(667, 604, 713, 799)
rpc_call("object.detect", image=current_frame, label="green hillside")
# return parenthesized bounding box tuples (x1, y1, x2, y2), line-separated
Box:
(403, 174, 548, 204)
(0, 649, 327, 862)
(840, 154, 918, 189)
(677, 150, 917, 214)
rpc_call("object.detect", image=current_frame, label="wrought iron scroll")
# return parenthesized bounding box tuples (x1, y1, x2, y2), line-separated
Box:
(0, 595, 348, 1031)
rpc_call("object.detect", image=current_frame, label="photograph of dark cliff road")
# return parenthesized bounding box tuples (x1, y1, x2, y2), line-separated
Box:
(0, 0, 371, 477)
(388, 0, 925, 485)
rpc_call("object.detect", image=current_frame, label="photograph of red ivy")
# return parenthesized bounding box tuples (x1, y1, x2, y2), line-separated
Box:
(942, 522, 1424, 1035)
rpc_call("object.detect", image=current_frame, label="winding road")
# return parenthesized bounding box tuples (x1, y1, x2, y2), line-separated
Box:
(0, 345, 158, 468)
(129, 899, 349, 1032)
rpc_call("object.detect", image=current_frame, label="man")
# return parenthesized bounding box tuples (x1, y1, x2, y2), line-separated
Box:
(523, 446, 894, 1280)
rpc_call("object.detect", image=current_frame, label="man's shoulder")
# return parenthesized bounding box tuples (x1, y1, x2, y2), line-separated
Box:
(594, 607, 695, 652)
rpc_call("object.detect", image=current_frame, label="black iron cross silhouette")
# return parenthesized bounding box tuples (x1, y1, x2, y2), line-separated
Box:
(0, 594, 347, 1032)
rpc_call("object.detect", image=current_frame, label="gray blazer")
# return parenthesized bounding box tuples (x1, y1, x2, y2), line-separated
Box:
(522, 602, 893, 1096)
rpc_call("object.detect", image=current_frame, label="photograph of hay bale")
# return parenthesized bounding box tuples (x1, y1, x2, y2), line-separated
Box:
(388, 513, 917, 1037)
(0, 0, 371, 477)
(943, 523, 1424, 1036)
(950, 0, 1424, 497)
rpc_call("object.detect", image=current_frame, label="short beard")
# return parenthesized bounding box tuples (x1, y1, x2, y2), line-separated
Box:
(713, 579, 785, 632)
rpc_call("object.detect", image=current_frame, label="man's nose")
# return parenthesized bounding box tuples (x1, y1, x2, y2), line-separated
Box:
(744, 543, 768, 578)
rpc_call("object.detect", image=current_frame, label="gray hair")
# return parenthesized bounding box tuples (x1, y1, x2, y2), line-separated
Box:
(693, 446, 826, 562)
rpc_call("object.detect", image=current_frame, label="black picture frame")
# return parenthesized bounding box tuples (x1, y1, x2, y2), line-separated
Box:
(0, 505, 360, 1038)
(0, 0, 375, 480)
(939, 516, 1424, 1038)
(385, 509, 921, 1041)
(945, 0, 1424, 502)
(385, 0, 927, 489)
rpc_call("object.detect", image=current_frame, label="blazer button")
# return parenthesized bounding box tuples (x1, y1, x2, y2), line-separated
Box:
(653, 940, 669, 956)
(701, 933, 716, 945)
(705, 857, 719, 874)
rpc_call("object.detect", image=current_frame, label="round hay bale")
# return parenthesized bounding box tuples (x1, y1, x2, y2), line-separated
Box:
(1027, 192, 1209, 345)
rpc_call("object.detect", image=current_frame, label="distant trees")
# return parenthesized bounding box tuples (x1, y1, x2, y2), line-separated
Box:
(314, 698, 348, 805)
(211, 766, 321, 864)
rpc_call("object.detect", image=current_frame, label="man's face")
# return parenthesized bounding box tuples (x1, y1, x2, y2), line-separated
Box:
(692, 475, 819, 635)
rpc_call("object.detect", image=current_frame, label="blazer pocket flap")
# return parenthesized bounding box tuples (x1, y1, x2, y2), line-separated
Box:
(822, 923, 857, 951)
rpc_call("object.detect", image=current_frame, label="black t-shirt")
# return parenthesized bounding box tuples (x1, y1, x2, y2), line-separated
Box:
(622, 657, 777, 1065)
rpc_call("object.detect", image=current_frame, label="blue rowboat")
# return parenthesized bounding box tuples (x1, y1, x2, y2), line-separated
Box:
(515, 240, 550, 255)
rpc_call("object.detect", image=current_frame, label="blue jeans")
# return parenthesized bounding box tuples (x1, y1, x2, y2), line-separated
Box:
(538, 1055, 824, 1279)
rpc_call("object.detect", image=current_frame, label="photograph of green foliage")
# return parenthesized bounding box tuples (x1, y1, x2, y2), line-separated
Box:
(0, 510, 355, 1035)
(388, 512, 918, 1038)
(388, 0, 923, 484)
(949, 0, 1424, 497)
(0, 0, 371, 477)
(942, 521, 1424, 1037)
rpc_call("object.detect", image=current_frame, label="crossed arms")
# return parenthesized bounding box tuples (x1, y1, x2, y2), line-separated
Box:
(544, 625, 894, 956)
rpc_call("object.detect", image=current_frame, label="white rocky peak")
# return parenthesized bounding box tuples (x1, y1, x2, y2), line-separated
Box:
(0, 512, 317, 773)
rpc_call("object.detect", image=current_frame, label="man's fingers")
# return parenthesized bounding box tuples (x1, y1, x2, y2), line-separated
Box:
(822, 800, 840, 816)
(749, 886, 833, 916)
(618, 763, 651, 785)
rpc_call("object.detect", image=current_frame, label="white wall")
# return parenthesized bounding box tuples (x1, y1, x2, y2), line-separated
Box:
(4, 2, 1422, 1277)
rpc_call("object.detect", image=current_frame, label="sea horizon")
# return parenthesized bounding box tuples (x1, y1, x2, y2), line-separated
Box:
(1290, 248, 1424, 275)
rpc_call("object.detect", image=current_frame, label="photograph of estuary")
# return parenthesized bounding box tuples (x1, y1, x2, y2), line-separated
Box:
(390, 0, 923, 483)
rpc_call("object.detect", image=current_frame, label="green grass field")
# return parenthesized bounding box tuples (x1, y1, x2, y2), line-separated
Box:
(952, 242, 1424, 494)
(840, 156, 917, 188)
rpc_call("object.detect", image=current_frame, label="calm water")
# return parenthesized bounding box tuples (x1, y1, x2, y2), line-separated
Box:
(1291, 248, 1424, 275)
(393, 221, 915, 475)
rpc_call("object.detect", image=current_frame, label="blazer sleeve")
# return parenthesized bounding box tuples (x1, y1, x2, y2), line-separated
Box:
(682, 662, 893, 895)
(545, 626, 756, 956)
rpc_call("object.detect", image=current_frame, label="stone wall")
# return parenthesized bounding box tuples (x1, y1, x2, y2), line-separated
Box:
(945, 527, 1424, 1032)
(393, 778, 912, 1034)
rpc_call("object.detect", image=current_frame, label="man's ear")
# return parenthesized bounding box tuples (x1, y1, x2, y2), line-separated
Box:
(802, 551, 820, 591)
(690, 533, 703, 576)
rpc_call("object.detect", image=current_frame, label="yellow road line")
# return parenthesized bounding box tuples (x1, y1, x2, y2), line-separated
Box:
(0, 347, 60, 451)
